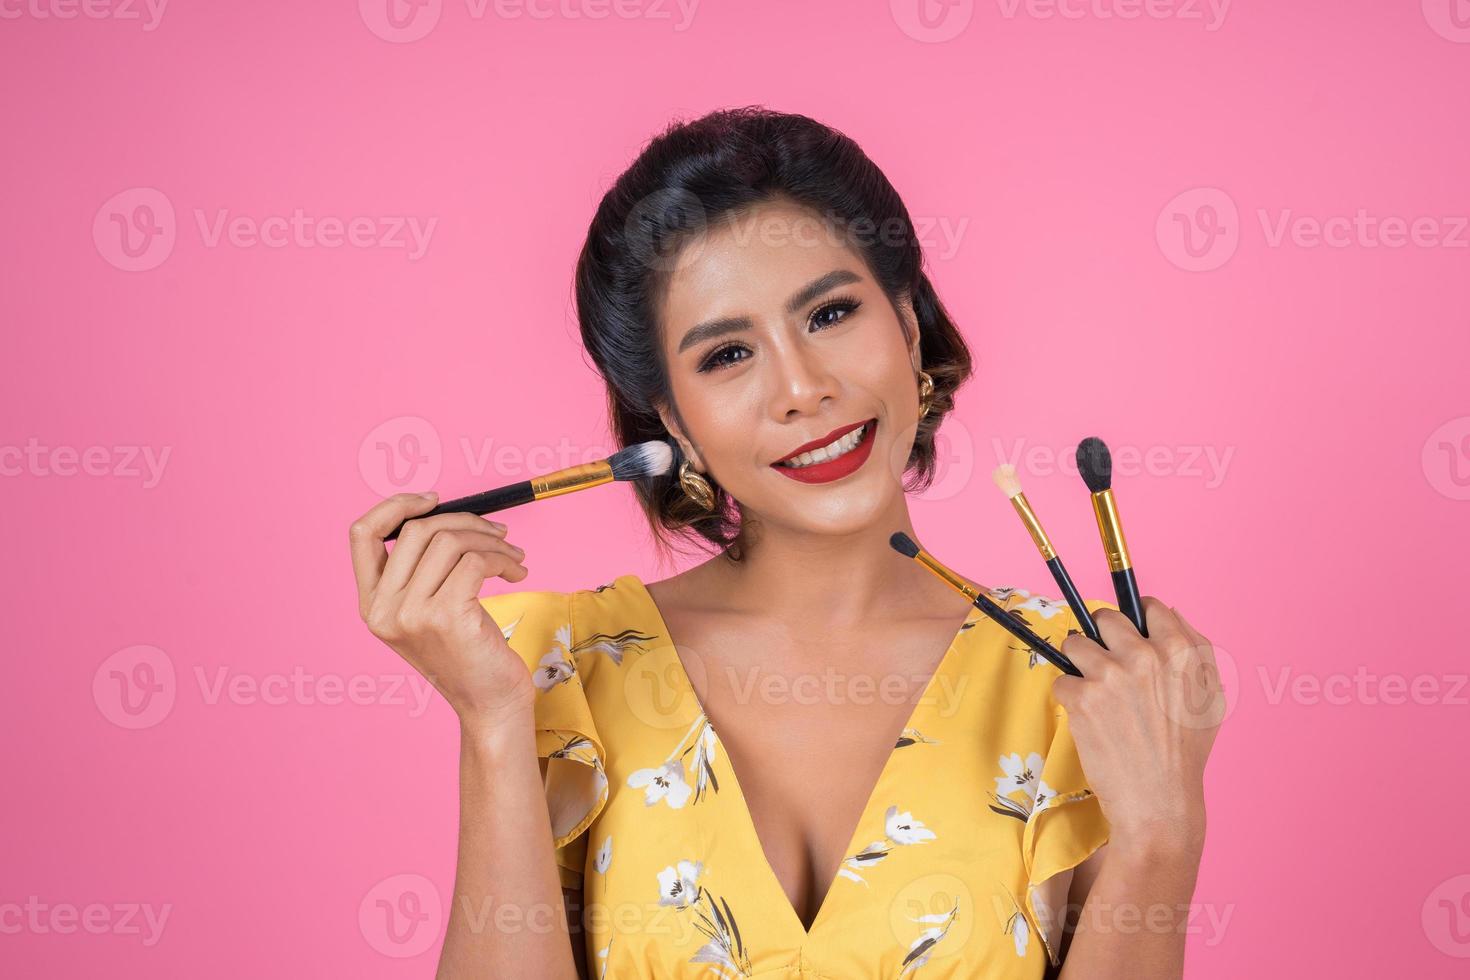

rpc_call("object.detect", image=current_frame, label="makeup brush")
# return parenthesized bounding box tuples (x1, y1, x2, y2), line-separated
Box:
(1076, 437, 1147, 636)
(990, 464, 1103, 645)
(384, 439, 675, 542)
(888, 532, 1082, 677)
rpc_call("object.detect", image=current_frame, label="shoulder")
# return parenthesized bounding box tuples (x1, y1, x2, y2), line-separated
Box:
(479, 574, 657, 660)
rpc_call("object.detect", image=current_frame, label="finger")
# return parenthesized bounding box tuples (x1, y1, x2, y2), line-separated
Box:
(1172, 606, 1216, 665)
(1060, 632, 1111, 679)
(380, 513, 510, 596)
(1094, 607, 1148, 657)
(407, 533, 525, 601)
(437, 546, 529, 603)
(1141, 597, 1188, 656)
(349, 493, 441, 611)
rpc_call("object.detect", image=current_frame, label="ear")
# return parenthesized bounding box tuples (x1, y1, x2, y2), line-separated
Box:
(655, 401, 703, 471)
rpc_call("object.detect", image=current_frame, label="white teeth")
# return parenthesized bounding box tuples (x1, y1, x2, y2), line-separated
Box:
(780, 423, 868, 468)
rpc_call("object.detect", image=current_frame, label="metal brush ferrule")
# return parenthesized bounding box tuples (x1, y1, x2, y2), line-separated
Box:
(1090, 489, 1132, 572)
(1009, 492, 1056, 560)
(914, 550, 980, 603)
(532, 460, 615, 499)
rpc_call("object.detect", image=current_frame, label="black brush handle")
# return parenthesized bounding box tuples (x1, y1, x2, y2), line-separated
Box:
(384, 480, 535, 542)
(972, 591, 1083, 677)
(1047, 556, 1103, 645)
(1111, 567, 1148, 637)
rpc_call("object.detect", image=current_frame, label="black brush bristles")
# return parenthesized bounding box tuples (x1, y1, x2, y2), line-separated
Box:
(889, 531, 920, 558)
(610, 440, 675, 481)
(1076, 437, 1112, 493)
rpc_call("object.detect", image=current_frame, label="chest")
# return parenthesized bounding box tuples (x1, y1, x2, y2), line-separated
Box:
(661, 616, 971, 929)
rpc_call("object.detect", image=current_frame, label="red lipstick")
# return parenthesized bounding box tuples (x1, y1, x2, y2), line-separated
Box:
(769, 418, 877, 485)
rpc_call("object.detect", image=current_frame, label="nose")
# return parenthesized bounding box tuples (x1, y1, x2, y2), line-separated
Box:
(767, 342, 839, 422)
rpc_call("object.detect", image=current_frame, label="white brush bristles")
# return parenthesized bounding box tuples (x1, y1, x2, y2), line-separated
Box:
(990, 463, 1024, 499)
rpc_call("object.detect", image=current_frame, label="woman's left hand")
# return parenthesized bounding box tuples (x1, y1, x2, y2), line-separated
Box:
(1053, 598, 1223, 853)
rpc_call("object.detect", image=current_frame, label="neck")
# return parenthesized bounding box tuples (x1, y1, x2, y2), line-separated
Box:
(698, 495, 966, 632)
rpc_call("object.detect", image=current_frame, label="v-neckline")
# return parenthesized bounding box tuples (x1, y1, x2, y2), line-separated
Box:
(618, 573, 983, 942)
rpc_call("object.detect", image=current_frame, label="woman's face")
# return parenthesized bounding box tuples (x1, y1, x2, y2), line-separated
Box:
(655, 197, 925, 538)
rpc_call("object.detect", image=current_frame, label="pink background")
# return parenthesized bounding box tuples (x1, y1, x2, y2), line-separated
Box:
(4, 0, 1469, 975)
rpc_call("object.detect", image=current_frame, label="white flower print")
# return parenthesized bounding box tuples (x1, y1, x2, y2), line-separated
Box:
(629, 760, 693, 809)
(594, 836, 612, 874)
(1006, 905, 1030, 957)
(653, 860, 753, 978)
(624, 713, 721, 808)
(574, 626, 658, 666)
(898, 901, 961, 977)
(837, 805, 938, 886)
(533, 650, 575, 691)
(1015, 594, 1067, 620)
(895, 726, 940, 748)
(656, 859, 704, 909)
(885, 805, 937, 846)
(987, 586, 1028, 603)
(988, 752, 1055, 822)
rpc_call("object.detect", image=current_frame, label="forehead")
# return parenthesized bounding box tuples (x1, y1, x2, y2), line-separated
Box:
(658, 198, 868, 328)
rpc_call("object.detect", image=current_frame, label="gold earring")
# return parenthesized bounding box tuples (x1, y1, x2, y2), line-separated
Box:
(916, 369, 935, 419)
(678, 459, 715, 512)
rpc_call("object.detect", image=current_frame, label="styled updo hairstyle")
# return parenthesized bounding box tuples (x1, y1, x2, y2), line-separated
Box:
(573, 106, 973, 564)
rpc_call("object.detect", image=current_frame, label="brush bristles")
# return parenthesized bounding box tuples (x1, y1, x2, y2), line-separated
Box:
(991, 463, 1024, 499)
(1076, 437, 1112, 493)
(889, 531, 920, 559)
(609, 440, 675, 481)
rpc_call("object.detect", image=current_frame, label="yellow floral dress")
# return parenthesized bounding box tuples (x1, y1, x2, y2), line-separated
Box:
(481, 574, 1113, 979)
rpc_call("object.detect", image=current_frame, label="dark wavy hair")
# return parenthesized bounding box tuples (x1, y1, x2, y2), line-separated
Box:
(573, 106, 973, 564)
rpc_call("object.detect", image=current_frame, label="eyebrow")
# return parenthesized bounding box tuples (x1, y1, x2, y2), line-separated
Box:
(675, 269, 863, 355)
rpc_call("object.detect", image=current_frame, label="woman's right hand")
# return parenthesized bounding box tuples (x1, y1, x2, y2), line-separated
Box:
(349, 492, 534, 732)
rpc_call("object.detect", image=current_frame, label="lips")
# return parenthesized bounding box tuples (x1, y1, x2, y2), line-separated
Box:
(772, 418, 873, 465)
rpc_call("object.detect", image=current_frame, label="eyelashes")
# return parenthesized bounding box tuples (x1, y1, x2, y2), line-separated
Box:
(695, 295, 863, 374)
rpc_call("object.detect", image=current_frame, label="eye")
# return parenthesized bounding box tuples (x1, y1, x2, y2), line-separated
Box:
(696, 342, 750, 374)
(810, 295, 861, 330)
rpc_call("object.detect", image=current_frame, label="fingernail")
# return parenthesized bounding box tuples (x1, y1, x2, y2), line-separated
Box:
(489, 520, 507, 530)
(419, 491, 437, 501)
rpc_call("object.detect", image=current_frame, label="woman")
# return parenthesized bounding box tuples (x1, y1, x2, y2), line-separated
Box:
(348, 107, 1220, 979)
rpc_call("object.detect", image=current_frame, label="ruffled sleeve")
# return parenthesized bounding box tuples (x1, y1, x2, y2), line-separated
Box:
(1020, 599, 1115, 966)
(480, 588, 607, 889)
